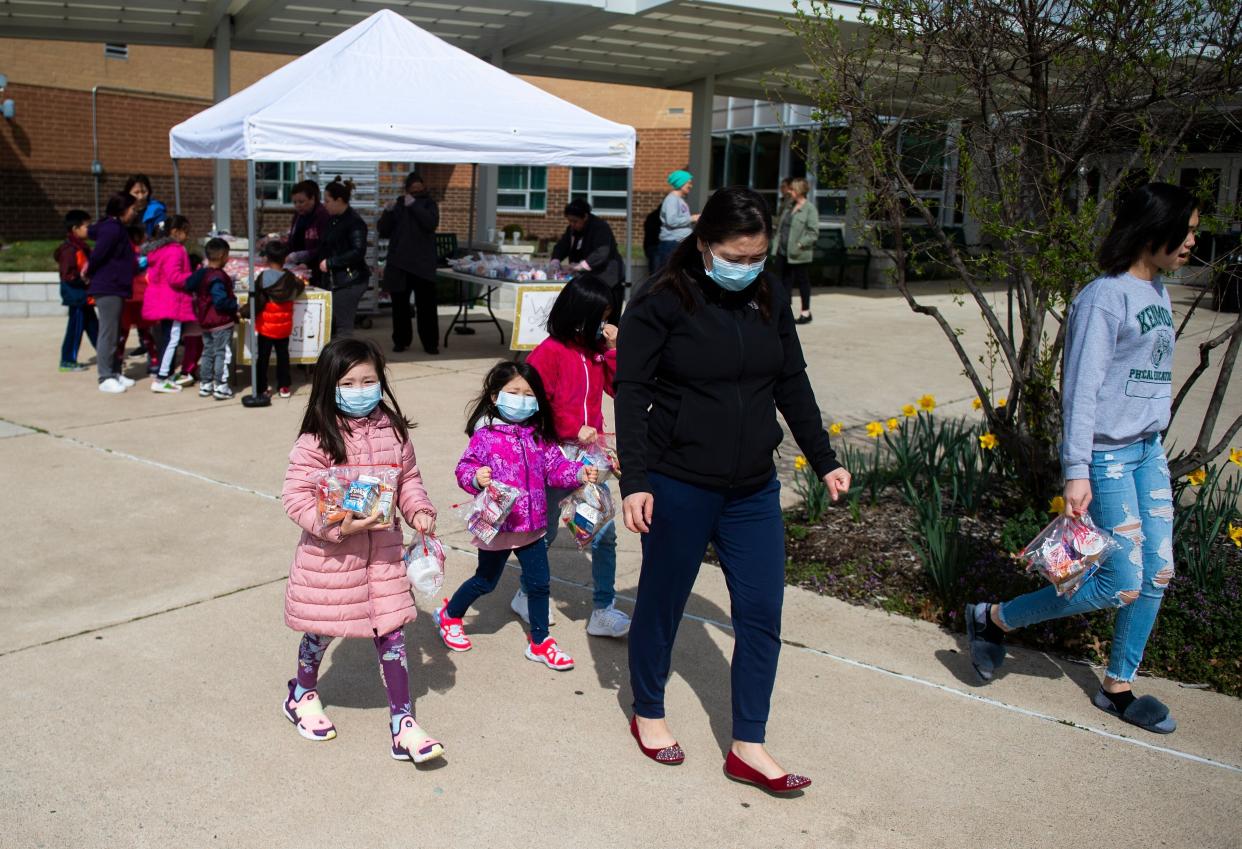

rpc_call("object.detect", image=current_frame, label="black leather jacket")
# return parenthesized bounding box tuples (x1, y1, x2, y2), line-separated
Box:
(317, 206, 370, 289)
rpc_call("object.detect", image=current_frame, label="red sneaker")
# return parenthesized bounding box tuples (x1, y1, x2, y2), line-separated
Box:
(525, 635, 574, 670)
(435, 600, 472, 652)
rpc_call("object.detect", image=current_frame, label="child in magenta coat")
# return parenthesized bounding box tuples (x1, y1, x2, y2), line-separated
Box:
(280, 337, 444, 764)
(141, 215, 197, 392)
(435, 361, 599, 671)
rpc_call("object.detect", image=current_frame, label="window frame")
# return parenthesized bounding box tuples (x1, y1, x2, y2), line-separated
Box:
(569, 167, 629, 217)
(497, 166, 548, 213)
(255, 161, 299, 205)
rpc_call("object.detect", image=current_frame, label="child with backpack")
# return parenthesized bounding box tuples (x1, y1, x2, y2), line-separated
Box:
(54, 209, 98, 372)
(185, 237, 238, 400)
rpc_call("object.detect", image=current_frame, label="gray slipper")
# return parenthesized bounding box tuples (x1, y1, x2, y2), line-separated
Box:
(1092, 689, 1177, 734)
(965, 603, 1005, 683)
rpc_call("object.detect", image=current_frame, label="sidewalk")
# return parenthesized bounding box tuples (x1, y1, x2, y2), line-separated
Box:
(2, 288, 1239, 849)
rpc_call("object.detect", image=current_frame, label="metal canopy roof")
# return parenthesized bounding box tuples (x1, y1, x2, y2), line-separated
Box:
(0, 0, 862, 101)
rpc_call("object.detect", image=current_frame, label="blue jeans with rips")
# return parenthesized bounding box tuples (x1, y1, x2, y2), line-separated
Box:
(998, 435, 1175, 683)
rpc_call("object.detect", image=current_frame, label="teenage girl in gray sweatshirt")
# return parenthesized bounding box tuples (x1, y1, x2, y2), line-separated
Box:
(966, 183, 1199, 734)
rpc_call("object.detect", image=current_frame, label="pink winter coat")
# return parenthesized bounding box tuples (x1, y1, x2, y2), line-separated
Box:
(527, 337, 617, 442)
(282, 411, 436, 638)
(455, 420, 584, 534)
(142, 241, 196, 322)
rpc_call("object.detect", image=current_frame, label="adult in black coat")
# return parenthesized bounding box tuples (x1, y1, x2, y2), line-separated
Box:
(552, 199, 626, 318)
(316, 177, 370, 338)
(379, 170, 441, 355)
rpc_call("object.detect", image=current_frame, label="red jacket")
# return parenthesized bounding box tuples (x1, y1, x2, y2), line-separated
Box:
(527, 336, 617, 442)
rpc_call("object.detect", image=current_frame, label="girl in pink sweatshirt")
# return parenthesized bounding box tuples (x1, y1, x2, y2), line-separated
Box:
(280, 337, 444, 764)
(435, 361, 598, 671)
(524, 275, 629, 638)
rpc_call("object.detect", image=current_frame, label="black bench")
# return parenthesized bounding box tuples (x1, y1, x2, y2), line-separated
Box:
(812, 228, 873, 288)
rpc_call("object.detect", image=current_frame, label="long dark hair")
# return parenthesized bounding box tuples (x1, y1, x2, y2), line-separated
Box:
(649, 185, 774, 320)
(465, 360, 557, 443)
(291, 180, 321, 203)
(1097, 182, 1198, 276)
(104, 192, 137, 219)
(123, 174, 153, 202)
(153, 214, 190, 239)
(300, 337, 411, 464)
(546, 273, 613, 352)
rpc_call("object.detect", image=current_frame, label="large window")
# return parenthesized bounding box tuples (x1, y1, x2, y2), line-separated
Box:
(497, 166, 547, 212)
(814, 127, 850, 217)
(896, 123, 948, 221)
(570, 167, 628, 214)
(256, 162, 298, 204)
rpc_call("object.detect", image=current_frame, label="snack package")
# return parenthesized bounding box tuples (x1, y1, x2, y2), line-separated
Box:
(404, 532, 446, 598)
(457, 481, 521, 545)
(560, 434, 621, 481)
(315, 465, 400, 530)
(558, 482, 616, 549)
(1020, 514, 1121, 597)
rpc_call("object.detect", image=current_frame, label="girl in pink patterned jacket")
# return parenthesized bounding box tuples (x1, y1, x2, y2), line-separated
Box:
(280, 337, 444, 765)
(435, 361, 599, 671)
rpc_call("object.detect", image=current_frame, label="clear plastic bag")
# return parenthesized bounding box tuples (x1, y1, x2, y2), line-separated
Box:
(315, 465, 400, 530)
(404, 532, 446, 598)
(1020, 514, 1122, 597)
(558, 482, 616, 549)
(457, 481, 521, 545)
(559, 433, 621, 481)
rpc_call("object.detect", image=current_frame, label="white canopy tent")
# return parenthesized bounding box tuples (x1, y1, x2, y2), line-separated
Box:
(168, 7, 636, 403)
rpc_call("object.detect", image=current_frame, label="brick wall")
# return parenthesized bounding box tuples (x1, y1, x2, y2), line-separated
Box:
(0, 82, 251, 241)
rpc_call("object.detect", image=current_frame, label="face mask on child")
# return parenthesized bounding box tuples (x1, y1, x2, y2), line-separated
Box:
(336, 384, 383, 417)
(496, 391, 539, 422)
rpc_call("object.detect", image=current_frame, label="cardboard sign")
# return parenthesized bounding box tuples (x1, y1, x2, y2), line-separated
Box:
(511, 284, 565, 351)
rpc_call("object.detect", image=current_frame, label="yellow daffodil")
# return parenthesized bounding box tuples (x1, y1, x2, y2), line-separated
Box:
(829, 422, 843, 436)
(972, 397, 983, 411)
(901, 404, 917, 418)
(866, 421, 884, 439)
(794, 455, 808, 471)
(886, 417, 900, 431)
(978, 432, 999, 450)
(1049, 495, 1066, 515)
(1187, 468, 1207, 487)
(996, 397, 1007, 408)
(1230, 447, 1242, 468)
(1229, 523, 1242, 548)
(918, 394, 936, 412)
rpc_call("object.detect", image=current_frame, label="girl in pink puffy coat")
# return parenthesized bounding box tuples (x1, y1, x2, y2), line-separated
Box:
(141, 215, 198, 392)
(435, 361, 598, 671)
(280, 337, 444, 764)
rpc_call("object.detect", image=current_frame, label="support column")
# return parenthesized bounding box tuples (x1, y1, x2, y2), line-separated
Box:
(473, 50, 503, 248)
(212, 18, 232, 233)
(687, 75, 715, 212)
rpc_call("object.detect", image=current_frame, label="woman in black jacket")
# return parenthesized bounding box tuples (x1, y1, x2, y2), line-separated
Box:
(379, 171, 440, 355)
(552, 198, 625, 317)
(317, 177, 370, 338)
(616, 186, 851, 794)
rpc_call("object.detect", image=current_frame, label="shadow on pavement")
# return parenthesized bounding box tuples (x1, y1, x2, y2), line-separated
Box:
(935, 641, 1103, 699)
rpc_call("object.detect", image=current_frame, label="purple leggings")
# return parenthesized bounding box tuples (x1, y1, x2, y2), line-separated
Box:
(296, 629, 412, 720)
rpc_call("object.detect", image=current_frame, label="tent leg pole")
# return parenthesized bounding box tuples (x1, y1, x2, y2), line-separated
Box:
(625, 166, 633, 306)
(243, 160, 270, 408)
(467, 163, 477, 248)
(173, 159, 182, 214)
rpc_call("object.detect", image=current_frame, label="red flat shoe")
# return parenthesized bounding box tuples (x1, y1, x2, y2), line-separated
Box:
(724, 750, 811, 795)
(630, 715, 685, 765)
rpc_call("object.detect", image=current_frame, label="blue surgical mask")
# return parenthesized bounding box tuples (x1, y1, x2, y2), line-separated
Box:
(336, 384, 383, 418)
(496, 391, 539, 422)
(706, 249, 765, 292)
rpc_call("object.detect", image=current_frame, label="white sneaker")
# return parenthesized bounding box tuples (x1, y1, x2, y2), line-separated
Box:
(117, 375, 136, 388)
(586, 603, 631, 638)
(151, 378, 181, 394)
(199, 382, 214, 397)
(98, 378, 127, 394)
(510, 588, 555, 626)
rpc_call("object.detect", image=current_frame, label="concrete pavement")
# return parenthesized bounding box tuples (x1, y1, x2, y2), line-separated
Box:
(2, 284, 1240, 849)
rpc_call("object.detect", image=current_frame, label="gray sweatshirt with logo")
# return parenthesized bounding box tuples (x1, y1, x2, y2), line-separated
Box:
(1060, 273, 1175, 480)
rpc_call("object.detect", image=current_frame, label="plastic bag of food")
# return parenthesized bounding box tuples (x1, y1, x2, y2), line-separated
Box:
(1020, 514, 1121, 597)
(315, 465, 400, 530)
(560, 434, 621, 481)
(457, 481, 520, 545)
(558, 482, 616, 549)
(404, 532, 446, 598)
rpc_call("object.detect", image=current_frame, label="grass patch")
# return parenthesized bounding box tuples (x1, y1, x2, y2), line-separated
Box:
(0, 240, 61, 273)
